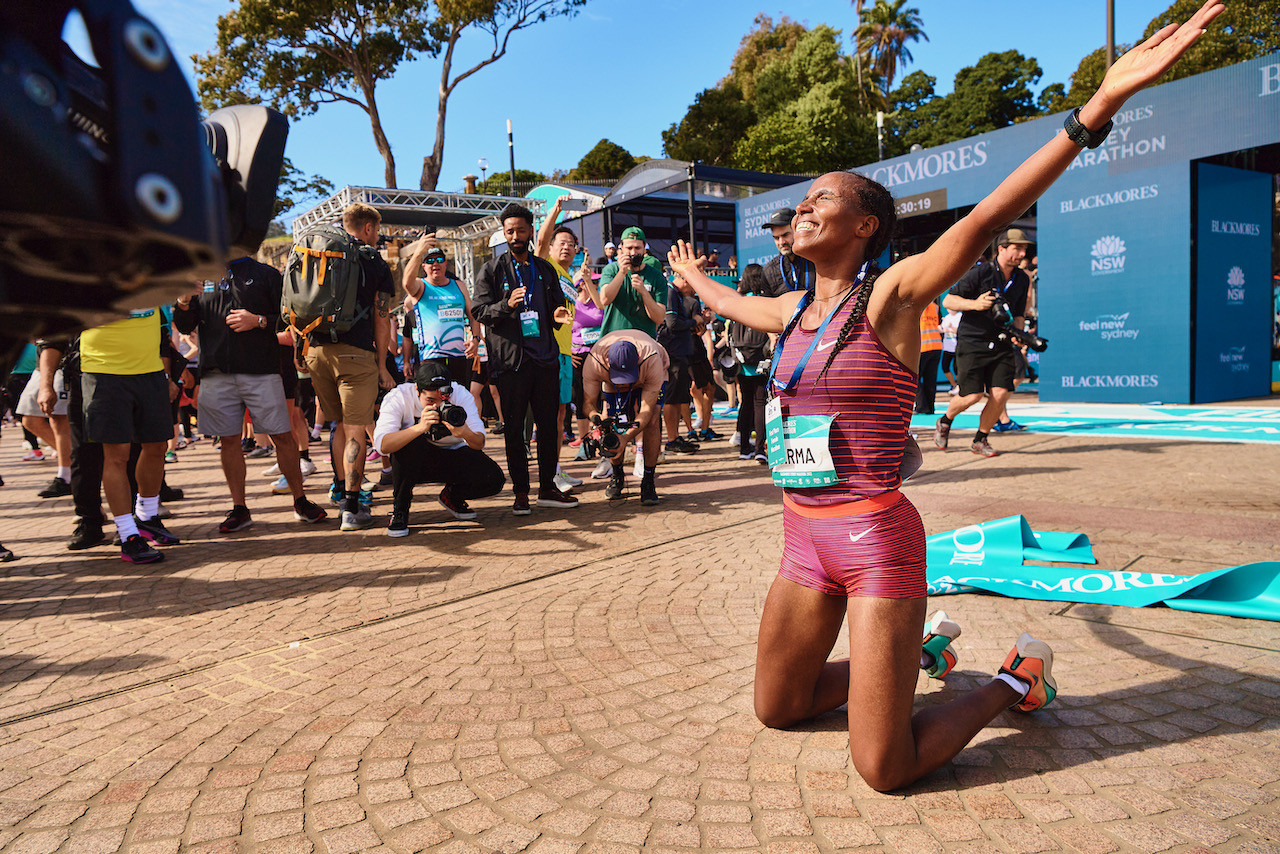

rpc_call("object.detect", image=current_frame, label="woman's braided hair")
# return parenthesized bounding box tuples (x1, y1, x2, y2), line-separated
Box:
(808, 174, 897, 386)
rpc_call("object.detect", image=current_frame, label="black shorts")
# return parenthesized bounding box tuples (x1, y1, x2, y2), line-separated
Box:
(690, 353, 714, 388)
(278, 346, 298, 401)
(940, 351, 956, 375)
(82, 370, 172, 444)
(666, 362, 693, 406)
(955, 344, 1016, 396)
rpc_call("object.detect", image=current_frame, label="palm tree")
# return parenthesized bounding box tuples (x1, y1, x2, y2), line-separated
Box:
(851, 0, 866, 102)
(856, 0, 929, 95)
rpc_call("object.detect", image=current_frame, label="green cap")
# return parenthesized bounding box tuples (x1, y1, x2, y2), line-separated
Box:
(620, 226, 646, 242)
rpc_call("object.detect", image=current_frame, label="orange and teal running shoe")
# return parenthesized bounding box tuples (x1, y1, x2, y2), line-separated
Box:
(922, 611, 961, 679)
(1000, 633, 1057, 711)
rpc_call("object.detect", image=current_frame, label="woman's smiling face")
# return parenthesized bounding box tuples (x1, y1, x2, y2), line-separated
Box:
(792, 173, 878, 264)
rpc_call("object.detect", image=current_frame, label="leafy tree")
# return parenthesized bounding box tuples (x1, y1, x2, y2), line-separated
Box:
(275, 156, 335, 218)
(1142, 0, 1279, 84)
(661, 81, 755, 165)
(476, 168, 547, 195)
(727, 14, 807, 101)
(571, 139, 637, 181)
(856, 0, 928, 95)
(416, 0, 586, 191)
(194, 0, 583, 191)
(892, 50, 1044, 150)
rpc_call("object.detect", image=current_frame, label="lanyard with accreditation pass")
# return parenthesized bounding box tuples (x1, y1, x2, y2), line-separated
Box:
(767, 261, 869, 398)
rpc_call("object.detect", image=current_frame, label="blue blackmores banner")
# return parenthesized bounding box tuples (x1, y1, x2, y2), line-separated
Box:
(1193, 162, 1273, 402)
(737, 52, 1280, 404)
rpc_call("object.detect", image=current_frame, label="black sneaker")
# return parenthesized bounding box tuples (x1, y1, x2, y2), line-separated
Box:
(664, 438, 698, 455)
(387, 510, 409, 537)
(159, 482, 184, 502)
(67, 521, 106, 551)
(37, 477, 72, 498)
(121, 534, 163, 564)
(640, 478, 662, 506)
(439, 486, 478, 520)
(219, 505, 253, 533)
(136, 516, 180, 545)
(536, 486, 579, 509)
(604, 473, 625, 500)
(292, 497, 327, 524)
(246, 445, 273, 459)
(0, 543, 14, 562)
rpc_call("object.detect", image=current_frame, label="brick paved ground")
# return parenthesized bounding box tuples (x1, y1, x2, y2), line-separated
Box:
(0, 406, 1277, 853)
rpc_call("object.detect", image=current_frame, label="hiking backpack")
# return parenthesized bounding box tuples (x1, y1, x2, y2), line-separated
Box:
(282, 223, 372, 345)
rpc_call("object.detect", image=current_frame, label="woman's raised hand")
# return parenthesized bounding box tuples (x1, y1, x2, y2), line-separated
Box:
(1099, 0, 1225, 107)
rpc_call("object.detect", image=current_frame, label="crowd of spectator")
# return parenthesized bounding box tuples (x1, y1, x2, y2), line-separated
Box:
(0, 200, 1036, 564)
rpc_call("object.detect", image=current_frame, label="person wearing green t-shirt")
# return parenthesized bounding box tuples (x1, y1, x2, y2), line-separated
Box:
(598, 226, 666, 338)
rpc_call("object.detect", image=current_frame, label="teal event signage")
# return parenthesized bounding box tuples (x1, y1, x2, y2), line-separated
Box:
(926, 517, 1280, 622)
(907, 403, 1280, 444)
(1193, 162, 1274, 401)
(738, 52, 1280, 404)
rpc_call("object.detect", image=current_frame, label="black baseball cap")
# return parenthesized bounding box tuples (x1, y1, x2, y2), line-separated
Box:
(415, 360, 452, 391)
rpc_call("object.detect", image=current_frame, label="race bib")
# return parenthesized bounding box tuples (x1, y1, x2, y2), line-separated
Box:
(438, 305, 465, 322)
(582, 328, 602, 345)
(559, 277, 577, 302)
(765, 398, 838, 488)
(520, 310, 540, 338)
(129, 308, 156, 319)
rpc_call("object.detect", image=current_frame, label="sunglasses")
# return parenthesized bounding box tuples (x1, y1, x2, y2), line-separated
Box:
(424, 255, 447, 264)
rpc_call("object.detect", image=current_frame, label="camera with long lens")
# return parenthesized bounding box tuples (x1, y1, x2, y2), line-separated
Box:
(988, 290, 1048, 353)
(0, 1, 287, 362)
(589, 414, 623, 452)
(626, 253, 644, 270)
(428, 401, 467, 441)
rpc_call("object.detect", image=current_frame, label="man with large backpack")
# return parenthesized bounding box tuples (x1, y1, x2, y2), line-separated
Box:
(285, 202, 396, 531)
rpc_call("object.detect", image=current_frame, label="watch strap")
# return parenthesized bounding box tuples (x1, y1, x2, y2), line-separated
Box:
(1063, 107, 1113, 149)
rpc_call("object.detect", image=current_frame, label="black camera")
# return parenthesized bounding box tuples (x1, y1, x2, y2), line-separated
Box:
(589, 414, 624, 452)
(988, 290, 1048, 352)
(626, 253, 644, 270)
(428, 401, 467, 440)
(0, 2, 287, 357)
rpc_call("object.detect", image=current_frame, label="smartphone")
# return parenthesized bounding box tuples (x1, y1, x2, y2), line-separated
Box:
(558, 197, 588, 212)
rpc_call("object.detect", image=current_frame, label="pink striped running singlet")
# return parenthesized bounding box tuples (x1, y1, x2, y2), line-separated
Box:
(771, 294, 917, 506)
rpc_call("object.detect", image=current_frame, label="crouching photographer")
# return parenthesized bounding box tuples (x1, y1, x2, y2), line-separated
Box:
(934, 229, 1034, 459)
(372, 359, 505, 537)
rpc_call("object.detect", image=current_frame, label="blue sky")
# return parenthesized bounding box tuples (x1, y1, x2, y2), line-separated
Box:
(120, 0, 1176, 216)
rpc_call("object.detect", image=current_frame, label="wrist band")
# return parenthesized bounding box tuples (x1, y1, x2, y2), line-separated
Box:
(1063, 107, 1113, 149)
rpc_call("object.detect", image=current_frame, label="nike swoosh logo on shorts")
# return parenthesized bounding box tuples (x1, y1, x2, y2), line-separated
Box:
(849, 524, 878, 544)
(816, 339, 837, 351)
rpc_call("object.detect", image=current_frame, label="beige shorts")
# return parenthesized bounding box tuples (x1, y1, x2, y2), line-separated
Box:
(306, 343, 378, 426)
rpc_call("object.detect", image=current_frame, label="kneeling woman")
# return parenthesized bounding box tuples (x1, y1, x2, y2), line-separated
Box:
(667, 0, 1221, 791)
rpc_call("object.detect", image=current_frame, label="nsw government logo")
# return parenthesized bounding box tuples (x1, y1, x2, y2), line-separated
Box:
(1090, 235, 1126, 276)
(1226, 266, 1246, 305)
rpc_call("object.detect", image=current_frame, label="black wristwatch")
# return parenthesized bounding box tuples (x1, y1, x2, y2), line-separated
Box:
(1063, 107, 1112, 149)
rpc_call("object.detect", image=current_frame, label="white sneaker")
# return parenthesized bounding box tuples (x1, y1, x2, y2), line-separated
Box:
(591, 458, 613, 479)
(299, 458, 317, 476)
(633, 454, 644, 479)
(340, 508, 375, 531)
(553, 472, 581, 492)
(730, 431, 740, 447)
(260, 463, 281, 478)
(271, 474, 292, 495)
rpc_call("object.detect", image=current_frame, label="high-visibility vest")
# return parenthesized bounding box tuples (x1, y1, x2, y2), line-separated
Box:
(920, 302, 943, 352)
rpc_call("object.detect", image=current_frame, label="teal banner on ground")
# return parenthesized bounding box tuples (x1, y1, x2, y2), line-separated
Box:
(926, 517, 1280, 622)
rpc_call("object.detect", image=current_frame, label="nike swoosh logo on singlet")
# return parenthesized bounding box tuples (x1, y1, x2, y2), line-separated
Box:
(816, 339, 838, 351)
(849, 524, 878, 544)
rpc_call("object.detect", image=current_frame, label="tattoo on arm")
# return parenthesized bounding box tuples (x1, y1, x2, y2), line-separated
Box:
(376, 291, 390, 318)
